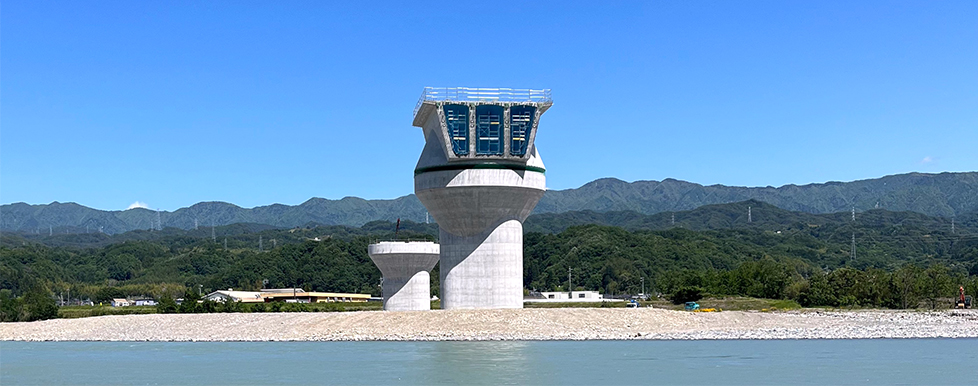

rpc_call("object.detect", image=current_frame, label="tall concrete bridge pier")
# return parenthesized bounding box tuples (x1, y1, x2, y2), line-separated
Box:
(412, 87, 552, 309)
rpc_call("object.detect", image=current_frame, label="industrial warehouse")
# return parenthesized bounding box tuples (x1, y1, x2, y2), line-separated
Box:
(204, 288, 370, 304)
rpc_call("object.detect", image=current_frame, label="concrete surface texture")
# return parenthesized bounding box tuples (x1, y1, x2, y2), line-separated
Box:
(367, 242, 440, 311)
(413, 96, 550, 309)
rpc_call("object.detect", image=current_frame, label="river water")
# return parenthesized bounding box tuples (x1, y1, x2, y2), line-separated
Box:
(2, 339, 975, 385)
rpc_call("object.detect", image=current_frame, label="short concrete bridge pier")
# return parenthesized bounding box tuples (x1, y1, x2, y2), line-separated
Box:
(367, 241, 439, 311)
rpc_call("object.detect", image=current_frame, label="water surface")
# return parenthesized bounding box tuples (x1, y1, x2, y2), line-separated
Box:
(2, 339, 975, 385)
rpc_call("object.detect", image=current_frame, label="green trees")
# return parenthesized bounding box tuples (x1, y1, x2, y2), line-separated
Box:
(106, 253, 141, 281)
(893, 264, 923, 309)
(156, 294, 178, 313)
(178, 289, 200, 313)
(0, 287, 58, 322)
(730, 259, 791, 299)
(20, 287, 59, 321)
(1, 214, 975, 313)
(0, 290, 21, 322)
(671, 286, 704, 304)
(922, 265, 953, 309)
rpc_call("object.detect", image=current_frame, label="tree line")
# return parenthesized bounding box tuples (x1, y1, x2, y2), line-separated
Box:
(2, 217, 977, 321)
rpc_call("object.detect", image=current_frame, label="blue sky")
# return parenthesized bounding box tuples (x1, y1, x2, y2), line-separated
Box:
(2, 1, 976, 211)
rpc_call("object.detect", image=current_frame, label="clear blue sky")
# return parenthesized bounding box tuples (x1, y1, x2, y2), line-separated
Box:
(2, 1, 976, 211)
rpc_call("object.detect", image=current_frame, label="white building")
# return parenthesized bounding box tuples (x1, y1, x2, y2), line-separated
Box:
(111, 298, 131, 307)
(527, 291, 614, 303)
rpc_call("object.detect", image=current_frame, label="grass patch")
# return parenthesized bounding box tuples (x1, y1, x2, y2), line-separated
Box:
(58, 305, 157, 319)
(525, 297, 803, 311)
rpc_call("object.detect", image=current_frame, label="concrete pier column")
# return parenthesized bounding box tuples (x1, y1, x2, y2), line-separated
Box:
(439, 220, 525, 309)
(367, 242, 439, 311)
(411, 87, 552, 310)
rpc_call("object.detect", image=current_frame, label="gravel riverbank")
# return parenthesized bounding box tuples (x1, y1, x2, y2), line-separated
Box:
(2, 308, 976, 341)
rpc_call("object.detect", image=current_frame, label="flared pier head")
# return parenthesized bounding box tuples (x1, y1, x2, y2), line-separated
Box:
(367, 241, 440, 311)
(412, 87, 552, 310)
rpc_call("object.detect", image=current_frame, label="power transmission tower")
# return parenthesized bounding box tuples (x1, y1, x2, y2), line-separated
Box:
(194, 218, 199, 230)
(156, 209, 163, 231)
(847, 205, 855, 260)
(851, 233, 856, 261)
(748, 206, 752, 223)
(951, 217, 955, 234)
(671, 213, 675, 226)
(259, 235, 264, 252)
(49, 226, 53, 236)
(223, 237, 227, 251)
(211, 221, 216, 242)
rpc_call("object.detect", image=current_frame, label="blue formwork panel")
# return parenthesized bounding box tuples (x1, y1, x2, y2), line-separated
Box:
(509, 106, 535, 156)
(476, 105, 504, 155)
(444, 104, 469, 156)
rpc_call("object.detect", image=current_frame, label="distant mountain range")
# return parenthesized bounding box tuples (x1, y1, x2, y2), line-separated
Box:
(2, 172, 975, 234)
(525, 199, 978, 234)
(6, 200, 974, 251)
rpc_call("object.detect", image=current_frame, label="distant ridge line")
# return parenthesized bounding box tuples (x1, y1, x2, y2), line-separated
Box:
(2, 171, 976, 234)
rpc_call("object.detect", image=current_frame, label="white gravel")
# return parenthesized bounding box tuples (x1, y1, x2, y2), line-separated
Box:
(1, 309, 976, 341)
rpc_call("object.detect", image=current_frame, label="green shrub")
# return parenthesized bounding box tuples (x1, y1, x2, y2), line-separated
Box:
(281, 302, 310, 312)
(179, 290, 201, 313)
(18, 287, 59, 322)
(0, 290, 22, 322)
(220, 299, 242, 313)
(671, 286, 704, 305)
(156, 295, 178, 314)
(200, 299, 218, 313)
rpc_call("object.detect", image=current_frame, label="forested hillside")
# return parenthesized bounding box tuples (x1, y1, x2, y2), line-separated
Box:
(536, 172, 978, 217)
(3, 203, 977, 310)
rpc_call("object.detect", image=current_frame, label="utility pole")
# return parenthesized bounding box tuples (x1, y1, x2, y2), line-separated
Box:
(568, 267, 572, 299)
(641, 277, 645, 300)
